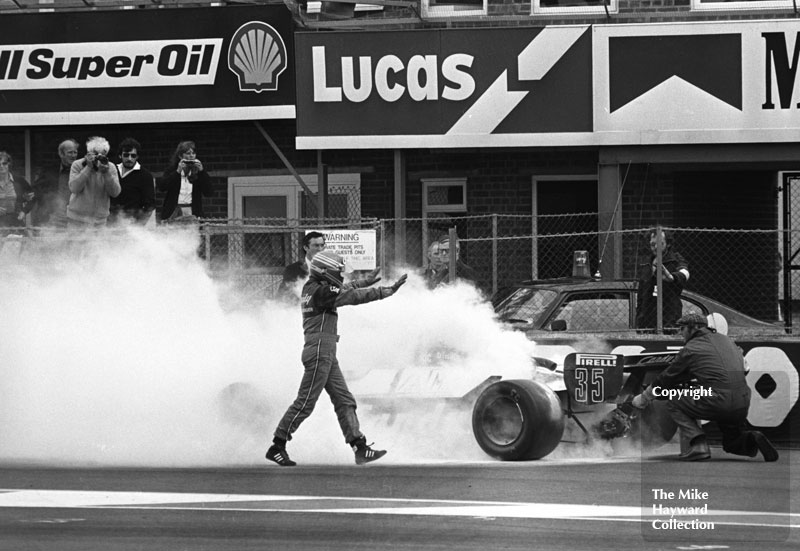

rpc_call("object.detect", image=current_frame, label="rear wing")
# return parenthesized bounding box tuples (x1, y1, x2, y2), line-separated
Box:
(622, 352, 678, 372)
(563, 351, 679, 405)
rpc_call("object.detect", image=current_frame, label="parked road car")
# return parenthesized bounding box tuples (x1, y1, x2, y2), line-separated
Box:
(493, 277, 783, 336)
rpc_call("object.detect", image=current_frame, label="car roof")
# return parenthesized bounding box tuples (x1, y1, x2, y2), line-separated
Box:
(509, 277, 637, 292)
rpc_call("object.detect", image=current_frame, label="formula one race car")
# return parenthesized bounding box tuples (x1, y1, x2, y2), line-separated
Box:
(345, 345, 681, 461)
(470, 351, 679, 461)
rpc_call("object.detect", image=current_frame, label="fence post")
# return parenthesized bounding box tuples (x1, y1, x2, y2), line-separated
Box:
(204, 225, 211, 270)
(655, 225, 663, 334)
(393, 150, 407, 266)
(783, 177, 794, 334)
(492, 214, 498, 297)
(379, 219, 387, 276)
(448, 227, 457, 284)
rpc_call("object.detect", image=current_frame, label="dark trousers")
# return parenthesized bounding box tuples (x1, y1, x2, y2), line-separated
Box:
(274, 337, 362, 445)
(667, 385, 757, 456)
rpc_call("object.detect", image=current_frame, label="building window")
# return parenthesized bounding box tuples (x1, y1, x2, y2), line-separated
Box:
(420, 177, 468, 264)
(532, 0, 617, 16)
(305, 2, 385, 15)
(422, 178, 468, 213)
(691, 0, 795, 11)
(422, 0, 487, 18)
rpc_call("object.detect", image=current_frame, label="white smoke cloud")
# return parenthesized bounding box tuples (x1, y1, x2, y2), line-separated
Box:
(0, 227, 542, 468)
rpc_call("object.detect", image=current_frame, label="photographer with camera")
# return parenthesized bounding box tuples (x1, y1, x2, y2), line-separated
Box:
(157, 140, 212, 222)
(66, 136, 121, 229)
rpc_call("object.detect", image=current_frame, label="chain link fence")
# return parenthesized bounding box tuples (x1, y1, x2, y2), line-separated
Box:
(378, 217, 790, 333)
(380, 213, 599, 297)
(198, 217, 380, 301)
(2, 214, 795, 334)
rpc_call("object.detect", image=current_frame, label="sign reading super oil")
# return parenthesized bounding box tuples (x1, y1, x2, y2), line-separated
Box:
(0, 5, 295, 125)
(0, 41, 220, 89)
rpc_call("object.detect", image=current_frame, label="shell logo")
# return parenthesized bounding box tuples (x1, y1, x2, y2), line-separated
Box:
(227, 21, 287, 93)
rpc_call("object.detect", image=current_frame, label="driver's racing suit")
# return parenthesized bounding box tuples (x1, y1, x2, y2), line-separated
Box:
(273, 275, 396, 446)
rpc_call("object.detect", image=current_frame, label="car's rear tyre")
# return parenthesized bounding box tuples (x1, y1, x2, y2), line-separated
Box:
(472, 379, 565, 461)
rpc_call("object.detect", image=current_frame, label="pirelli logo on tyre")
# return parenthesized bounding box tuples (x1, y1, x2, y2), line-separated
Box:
(0, 39, 222, 90)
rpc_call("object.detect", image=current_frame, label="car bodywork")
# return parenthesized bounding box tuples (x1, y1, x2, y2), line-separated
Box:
(472, 351, 680, 460)
(493, 277, 782, 336)
(351, 277, 799, 461)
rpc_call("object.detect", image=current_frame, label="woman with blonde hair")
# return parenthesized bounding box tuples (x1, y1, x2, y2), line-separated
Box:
(0, 151, 34, 232)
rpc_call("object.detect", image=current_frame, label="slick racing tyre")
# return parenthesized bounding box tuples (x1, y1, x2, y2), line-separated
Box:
(472, 379, 565, 461)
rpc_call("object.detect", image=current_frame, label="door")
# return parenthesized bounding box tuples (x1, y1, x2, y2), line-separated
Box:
(532, 176, 598, 280)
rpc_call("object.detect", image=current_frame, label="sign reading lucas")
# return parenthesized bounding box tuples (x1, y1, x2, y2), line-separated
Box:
(295, 26, 594, 146)
(297, 20, 800, 150)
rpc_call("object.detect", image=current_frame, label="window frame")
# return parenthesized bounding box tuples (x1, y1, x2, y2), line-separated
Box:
(422, 177, 468, 214)
(532, 0, 618, 16)
(421, 0, 488, 18)
(304, 1, 385, 15)
(690, 0, 795, 12)
(547, 291, 632, 332)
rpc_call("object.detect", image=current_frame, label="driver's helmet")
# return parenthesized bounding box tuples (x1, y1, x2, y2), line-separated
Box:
(310, 250, 345, 287)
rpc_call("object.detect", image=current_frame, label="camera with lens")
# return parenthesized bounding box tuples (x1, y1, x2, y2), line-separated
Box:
(92, 154, 109, 170)
(182, 159, 199, 177)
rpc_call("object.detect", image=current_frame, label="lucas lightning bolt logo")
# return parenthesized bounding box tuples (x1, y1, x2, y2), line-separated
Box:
(447, 26, 589, 135)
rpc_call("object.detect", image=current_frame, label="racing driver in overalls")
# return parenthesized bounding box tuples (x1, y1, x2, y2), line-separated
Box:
(267, 250, 408, 467)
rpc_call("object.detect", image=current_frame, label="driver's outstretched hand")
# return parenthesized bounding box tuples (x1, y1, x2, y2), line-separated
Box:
(391, 274, 408, 292)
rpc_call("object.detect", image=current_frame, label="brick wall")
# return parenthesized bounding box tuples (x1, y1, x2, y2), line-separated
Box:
(12, 121, 316, 220)
(352, 0, 797, 29)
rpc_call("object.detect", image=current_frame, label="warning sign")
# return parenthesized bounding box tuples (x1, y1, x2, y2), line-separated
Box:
(311, 229, 377, 271)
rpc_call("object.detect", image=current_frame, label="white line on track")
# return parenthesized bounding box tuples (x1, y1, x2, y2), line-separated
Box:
(0, 489, 797, 529)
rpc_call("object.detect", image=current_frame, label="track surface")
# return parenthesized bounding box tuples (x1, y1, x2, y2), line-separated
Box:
(0, 448, 796, 551)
